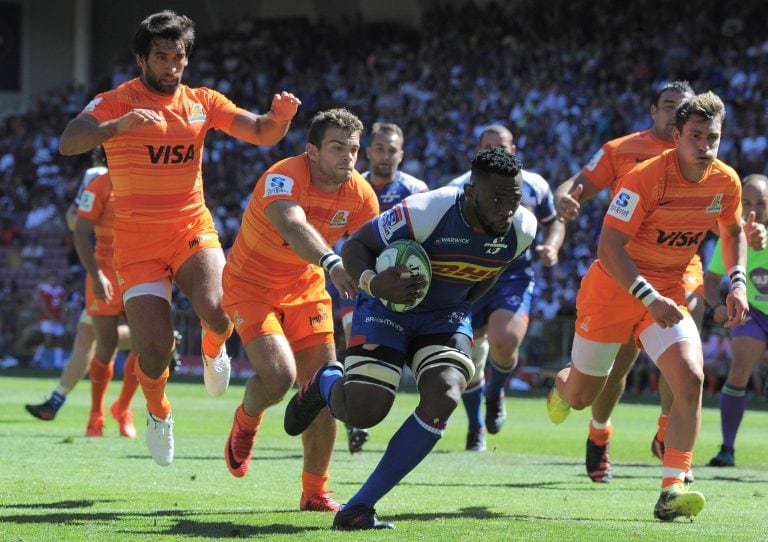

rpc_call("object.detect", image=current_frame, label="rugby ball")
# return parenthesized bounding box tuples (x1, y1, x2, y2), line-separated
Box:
(374, 239, 432, 312)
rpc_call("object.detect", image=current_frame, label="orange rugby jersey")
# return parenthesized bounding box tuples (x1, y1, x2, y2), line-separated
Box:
(226, 154, 380, 288)
(76, 172, 115, 270)
(79, 78, 239, 224)
(604, 149, 742, 289)
(582, 129, 675, 195)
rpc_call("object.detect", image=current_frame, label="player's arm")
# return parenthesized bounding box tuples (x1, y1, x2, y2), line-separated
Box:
(554, 172, 604, 222)
(718, 220, 749, 328)
(535, 218, 565, 266)
(704, 270, 727, 324)
(341, 223, 426, 306)
(65, 204, 78, 232)
(265, 198, 358, 299)
(598, 225, 683, 328)
(228, 92, 301, 146)
(72, 216, 113, 303)
(60, 111, 163, 155)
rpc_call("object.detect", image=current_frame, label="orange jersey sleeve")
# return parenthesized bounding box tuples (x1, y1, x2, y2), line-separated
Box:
(603, 149, 742, 288)
(80, 78, 239, 225)
(581, 130, 675, 194)
(225, 154, 380, 288)
(76, 172, 115, 269)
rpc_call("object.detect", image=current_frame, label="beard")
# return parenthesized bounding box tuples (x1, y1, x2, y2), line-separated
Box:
(143, 70, 179, 95)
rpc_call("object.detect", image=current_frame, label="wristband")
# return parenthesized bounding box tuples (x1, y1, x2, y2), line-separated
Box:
(629, 275, 661, 307)
(728, 265, 747, 290)
(359, 270, 377, 296)
(319, 251, 342, 273)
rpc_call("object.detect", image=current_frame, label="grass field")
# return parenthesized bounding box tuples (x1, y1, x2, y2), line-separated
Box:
(1, 371, 766, 541)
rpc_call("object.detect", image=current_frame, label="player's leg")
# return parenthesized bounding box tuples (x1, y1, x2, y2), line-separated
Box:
(641, 318, 706, 521)
(585, 339, 638, 483)
(463, 334, 489, 451)
(124, 288, 175, 465)
(85, 314, 120, 437)
(333, 333, 472, 531)
(25, 313, 94, 420)
(110, 350, 139, 438)
(175, 245, 233, 397)
(709, 325, 765, 467)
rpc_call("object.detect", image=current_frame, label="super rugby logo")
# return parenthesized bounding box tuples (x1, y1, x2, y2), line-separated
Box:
(78, 190, 96, 213)
(655, 230, 703, 247)
(263, 174, 294, 198)
(607, 188, 639, 222)
(379, 206, 406, 241)
(431, 261, 501, 282)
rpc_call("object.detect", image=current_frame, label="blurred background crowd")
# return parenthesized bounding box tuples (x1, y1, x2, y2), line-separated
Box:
(1, 0, 767, 396)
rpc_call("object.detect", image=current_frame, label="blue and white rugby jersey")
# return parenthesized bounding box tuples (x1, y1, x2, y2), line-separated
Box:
(363, 170, 429, 212)
(371, 186, 537, 312)
(449, 169, 556, 276)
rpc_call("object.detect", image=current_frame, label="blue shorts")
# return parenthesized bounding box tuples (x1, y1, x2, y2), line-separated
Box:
(471, 273, 535, 330)
(348, 294, 473, 354)
(730, 306, 768, 342)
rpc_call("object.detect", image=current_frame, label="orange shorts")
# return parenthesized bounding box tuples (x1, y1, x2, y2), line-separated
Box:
(222, 265, 334, 352)
(112, 211, 221, 294)
(85, 267, 124, 316)
(682, 253, 704, 296)
(575, 261, 688, 344)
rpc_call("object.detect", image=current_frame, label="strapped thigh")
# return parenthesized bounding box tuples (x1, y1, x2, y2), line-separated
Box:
(344, 344, 406, 397)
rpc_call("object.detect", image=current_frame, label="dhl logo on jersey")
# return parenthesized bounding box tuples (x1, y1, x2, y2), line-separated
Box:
(431, 261, 503, 282)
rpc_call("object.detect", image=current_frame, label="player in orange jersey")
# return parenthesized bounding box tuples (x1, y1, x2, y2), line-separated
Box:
(72, 171, 141, 438)
(58, 10, 300, 466)
(548, 91, 748, 521)
(554, 81, 696, 482)
(221, 108, 379, 512)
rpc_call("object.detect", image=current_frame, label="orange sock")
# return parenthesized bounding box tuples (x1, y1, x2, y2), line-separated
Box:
(236, 403, 264, 431)
(113, 352, 139, 412)
(201, 320, 234, 358)
(661, 447, 692, 488)
(89, 357, 114, 416)
(302, 470, 329, 497)
(589, 420, 613, 446)
(657, 414, 668, 441)
(135, 360, 171, 419)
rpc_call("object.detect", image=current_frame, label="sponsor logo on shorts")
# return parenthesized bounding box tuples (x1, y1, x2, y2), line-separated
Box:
(379, 206, 406, 241)
(705, 193, 723, 214)
(263, 174, 295, 198)
(82, 97, 102, 112)
(78, 190, 96, 213)
(309, 304, 330, 327)
(189, 233, 216, 249)
(187, 103, 206, 123)
(607, 188, 639, 222)
(330, 210, 349, 227)
(364, 315, 405, 332)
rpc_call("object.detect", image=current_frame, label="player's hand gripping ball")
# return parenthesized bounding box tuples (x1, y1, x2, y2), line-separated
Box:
(374, 239, 432, 312)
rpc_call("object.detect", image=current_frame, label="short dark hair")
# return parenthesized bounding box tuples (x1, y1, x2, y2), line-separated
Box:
(675, 91, 725, 130)
(134, 11, 195, 59)
(471, 147, 523, 180)
(308, 108, 364, 148)
(652, 80, 694, 106)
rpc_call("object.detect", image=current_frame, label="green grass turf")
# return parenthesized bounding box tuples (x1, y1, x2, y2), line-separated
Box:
(1, 371, 766, 541)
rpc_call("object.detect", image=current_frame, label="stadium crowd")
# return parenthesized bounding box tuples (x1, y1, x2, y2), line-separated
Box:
(1, 0, 768, 392)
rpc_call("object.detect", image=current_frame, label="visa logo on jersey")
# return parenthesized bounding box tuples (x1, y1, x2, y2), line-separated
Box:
(145, 144, 195, 164)
(655, 229, 704, 247)
(431, 261, 502, 281)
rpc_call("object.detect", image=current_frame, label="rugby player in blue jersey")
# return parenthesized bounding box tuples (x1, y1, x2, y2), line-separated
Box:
(284, 147, 537, 530)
